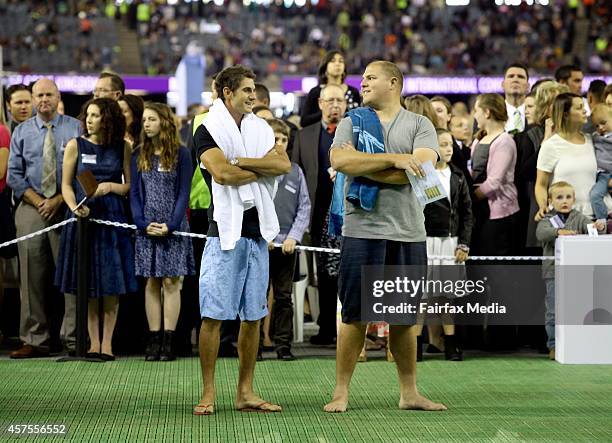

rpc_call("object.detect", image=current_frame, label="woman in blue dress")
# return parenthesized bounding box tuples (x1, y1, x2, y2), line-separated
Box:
(130, 102, 194, 362)
(56, 97, 137, 361)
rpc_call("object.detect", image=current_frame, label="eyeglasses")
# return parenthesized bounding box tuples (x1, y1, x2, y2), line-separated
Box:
(93, 88, 117, 95)
(321, 98, 345, 105)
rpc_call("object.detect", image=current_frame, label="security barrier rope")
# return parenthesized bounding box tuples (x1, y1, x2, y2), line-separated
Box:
(0, 218, 555, 260)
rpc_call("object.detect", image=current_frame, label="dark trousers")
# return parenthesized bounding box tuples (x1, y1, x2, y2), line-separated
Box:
(315, 268, 338, 339)
(268, 248, 296, 350)
(468, 201, 520, 350)
(175, 209, 208, 355)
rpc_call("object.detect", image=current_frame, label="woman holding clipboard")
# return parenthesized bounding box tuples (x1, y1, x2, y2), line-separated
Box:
(55, 98, 137, 361)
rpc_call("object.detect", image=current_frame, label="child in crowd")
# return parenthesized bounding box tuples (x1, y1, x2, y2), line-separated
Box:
(56, 98, 137, 361)
(130, 103, 195, 362)
(417, 128, 473, 362)
(260, 119, 310, 361)
(589, 104, 612, 223)
(536, 181, 605, 360)
(416, 129, 473, 361)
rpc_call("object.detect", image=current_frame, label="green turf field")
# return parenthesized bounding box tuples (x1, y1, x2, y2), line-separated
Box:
(1, 355, 611, 442)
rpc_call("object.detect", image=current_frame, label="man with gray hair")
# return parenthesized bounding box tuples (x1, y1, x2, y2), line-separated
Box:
(7, 78, 81, 358)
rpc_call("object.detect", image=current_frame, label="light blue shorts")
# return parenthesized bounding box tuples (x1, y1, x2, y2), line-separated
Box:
(199, 236, 269, 322)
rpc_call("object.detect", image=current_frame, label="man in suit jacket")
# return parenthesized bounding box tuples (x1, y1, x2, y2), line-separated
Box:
(292, 84, 346, 345)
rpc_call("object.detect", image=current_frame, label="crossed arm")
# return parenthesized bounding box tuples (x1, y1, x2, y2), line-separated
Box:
(201, 147, 291, 186)
(330, 142, 439, 184)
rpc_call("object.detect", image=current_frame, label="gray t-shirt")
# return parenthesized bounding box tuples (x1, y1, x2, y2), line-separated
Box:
(331, 108, 439, 242)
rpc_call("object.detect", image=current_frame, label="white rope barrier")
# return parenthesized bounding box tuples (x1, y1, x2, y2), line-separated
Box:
(0, 217, 554, 260)
(0, 218, 76, 250)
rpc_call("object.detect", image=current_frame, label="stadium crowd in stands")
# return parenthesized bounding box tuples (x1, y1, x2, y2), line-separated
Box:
(0, 0, 609, 77)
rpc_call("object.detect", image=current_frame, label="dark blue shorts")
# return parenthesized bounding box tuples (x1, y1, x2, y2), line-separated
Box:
(338, 237, 427, 324)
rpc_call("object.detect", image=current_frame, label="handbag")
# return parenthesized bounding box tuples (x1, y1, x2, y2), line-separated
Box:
(0, 186, 18, 259)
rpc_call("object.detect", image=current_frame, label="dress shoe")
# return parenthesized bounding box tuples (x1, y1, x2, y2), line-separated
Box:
(100, 353, 115, 362)
(309, 334, 336, 346)
(276, 348, 296, 361)
(10, 345, 49, 359)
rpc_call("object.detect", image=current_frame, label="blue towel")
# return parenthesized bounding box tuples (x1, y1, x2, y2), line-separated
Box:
(328, 107, 385, 237)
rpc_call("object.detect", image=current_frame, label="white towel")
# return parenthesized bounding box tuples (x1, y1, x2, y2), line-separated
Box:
(203, 98, 279, 250)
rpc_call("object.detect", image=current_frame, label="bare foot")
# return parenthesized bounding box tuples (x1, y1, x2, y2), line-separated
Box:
(324, 392, 349, 413)
(399, 393, 447, 411)
(193, 403, 214, 415)
(236, 395, 281, 412)
(195, 391, 216, 416)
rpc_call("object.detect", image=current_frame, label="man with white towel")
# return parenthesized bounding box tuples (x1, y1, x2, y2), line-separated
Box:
(193, 65, 291, 415)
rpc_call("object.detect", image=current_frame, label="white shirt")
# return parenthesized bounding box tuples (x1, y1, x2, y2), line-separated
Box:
(505, 101, 526, 133)
(436, 166, 452, 202)
(537, 134, 597, 217)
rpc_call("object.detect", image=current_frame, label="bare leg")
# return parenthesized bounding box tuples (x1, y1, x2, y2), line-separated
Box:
(101, 296, 119, 356)
(87, 299, 100, 353)
(324, 321, 367, 413)
(145, 278, 162, 331)
(389, 325, 447, 411)
(196, 318, 221, 415)
(235, 320, 281, 412)
(162, 277, 181, 331)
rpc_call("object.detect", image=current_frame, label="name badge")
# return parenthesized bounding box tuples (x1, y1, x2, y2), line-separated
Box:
(82, 154, 97, 164)
(158, 164, 171, 172)
(549, 215, 565, 229)
(284, 184, 297, 194)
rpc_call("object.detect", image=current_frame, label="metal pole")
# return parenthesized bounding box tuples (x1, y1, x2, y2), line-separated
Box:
(57, 216, 101, 362)
(75, 216, 89, 356)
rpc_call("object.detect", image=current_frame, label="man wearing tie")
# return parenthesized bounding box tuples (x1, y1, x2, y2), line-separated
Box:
(292, 84, 347, 345)
(7, 78, 81, 358)
(502, 63, 530, 134)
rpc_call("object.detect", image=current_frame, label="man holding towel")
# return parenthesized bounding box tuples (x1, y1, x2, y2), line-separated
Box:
(194, 65, 291, 415)
(325, 61, 447, 413)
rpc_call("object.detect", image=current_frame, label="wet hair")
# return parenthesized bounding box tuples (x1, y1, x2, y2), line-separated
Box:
(215, 65, 256, 103)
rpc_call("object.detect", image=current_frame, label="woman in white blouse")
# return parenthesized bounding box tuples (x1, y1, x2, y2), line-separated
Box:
(535, 93, 596, 221)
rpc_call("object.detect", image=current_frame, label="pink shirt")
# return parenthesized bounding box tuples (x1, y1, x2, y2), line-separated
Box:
(472, 132, 519, 220)
(0, 124, 10, 193)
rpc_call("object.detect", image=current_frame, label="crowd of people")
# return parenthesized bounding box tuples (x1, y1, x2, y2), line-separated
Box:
(2, 1, 610, 78)
(1, 48, 612, 412)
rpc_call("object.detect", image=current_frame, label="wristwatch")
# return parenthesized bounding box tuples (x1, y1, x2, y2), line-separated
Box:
(230, 158, 240, 166)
